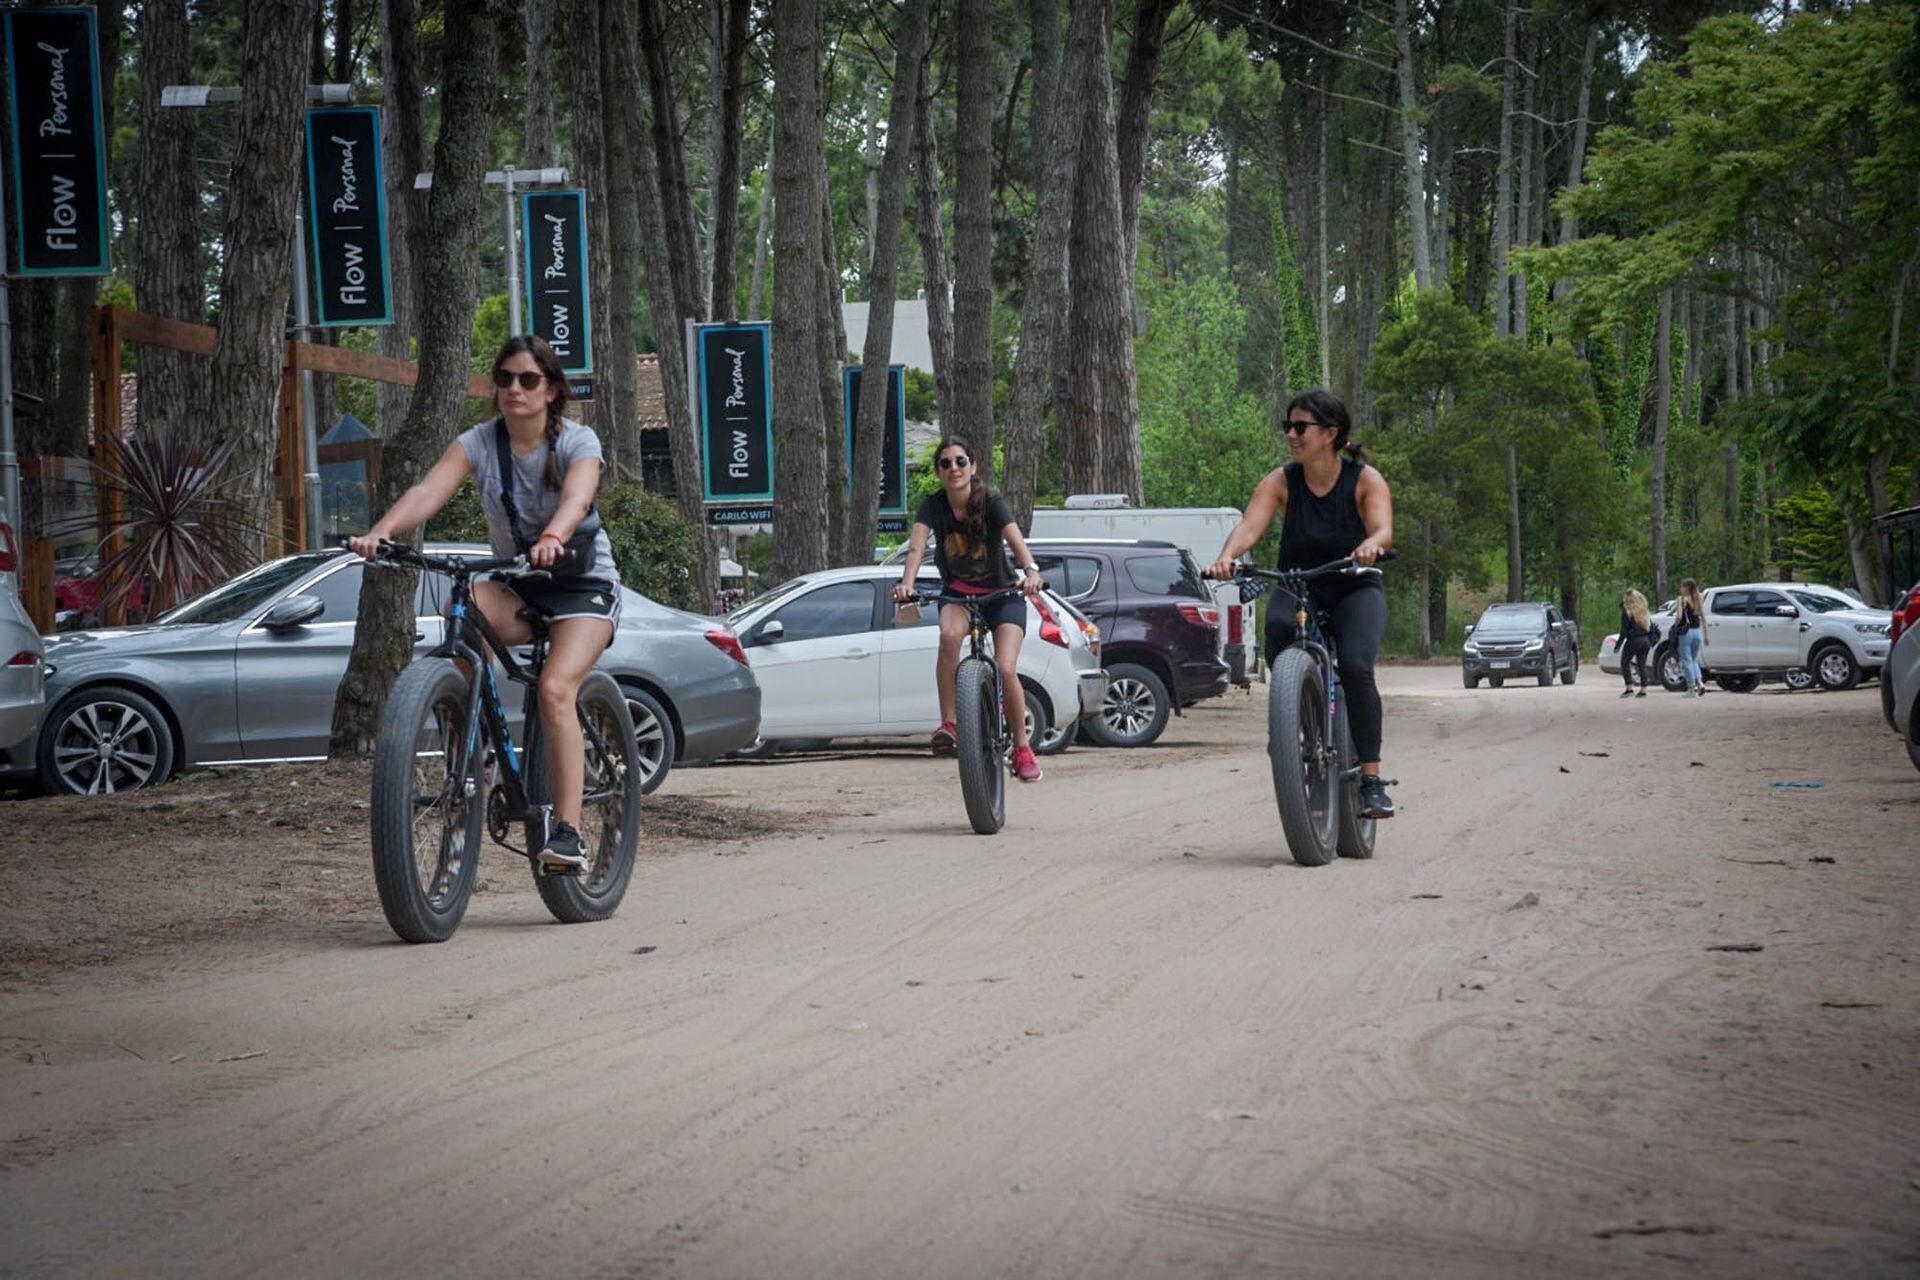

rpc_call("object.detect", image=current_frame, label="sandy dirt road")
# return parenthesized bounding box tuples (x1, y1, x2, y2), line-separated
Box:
(3, 667, 1916, 1278)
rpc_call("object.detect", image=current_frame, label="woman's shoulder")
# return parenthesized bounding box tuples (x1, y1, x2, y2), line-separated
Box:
(556, 417, 604, 455)
(457, 418, 499, 454)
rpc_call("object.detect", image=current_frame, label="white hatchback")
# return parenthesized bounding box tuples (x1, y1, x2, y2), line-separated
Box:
(727, 565, 1103, 755)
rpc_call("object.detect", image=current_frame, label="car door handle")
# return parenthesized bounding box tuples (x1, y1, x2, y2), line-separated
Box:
(841, 647, 872, 660)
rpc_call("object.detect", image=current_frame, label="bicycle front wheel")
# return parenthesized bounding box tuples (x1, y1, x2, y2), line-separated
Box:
(954, 656, 1006, 835)
(370, 658, 485, 943)
(1268, 648, 1337, 867)
(527, 671, 643, 924)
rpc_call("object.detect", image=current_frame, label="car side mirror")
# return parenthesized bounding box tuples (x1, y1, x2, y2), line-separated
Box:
(1463, 624, 1474, 635)
(755, 619, 785, 644)
(1774, 604, 1798, 618)
(261, 594, 324, 632)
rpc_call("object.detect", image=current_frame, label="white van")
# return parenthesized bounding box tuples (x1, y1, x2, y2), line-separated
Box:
(1027, 499, 1254, 682)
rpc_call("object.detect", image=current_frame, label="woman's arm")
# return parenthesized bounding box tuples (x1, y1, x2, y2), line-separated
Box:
(349, 440, 472, 557)
(1002, 523, 1043, 596)
(893, 523, 932, 602)
(1206, 468, 1286, 578)
(529, 456, 602, 567)
(1351, 465, 1394, 566)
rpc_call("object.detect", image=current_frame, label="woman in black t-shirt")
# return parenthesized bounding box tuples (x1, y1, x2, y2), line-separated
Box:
(892, 437, 1046, 781)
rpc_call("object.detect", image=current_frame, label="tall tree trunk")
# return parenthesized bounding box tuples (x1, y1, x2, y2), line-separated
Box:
(1318, 86, 1332, 385)
(568, 0, 614, 435)
(1029, 0, 1061, 212)
(1551, 27, 1597, 306)
(134, 0, 203, 444)
(1392, 0, 1432, 292)
(1114, 0, 1175, 267)
(210, 0, 319, 558)
(950, 0, 995, 478)
(636, 0, 706, 323)
(770, 0, 830, 579)
(1491, 0, 1516, 336)
(912, 55, 956, 424)
(1512, 25, 1536, 342)
(861, 73, 884, 277)
(707, 0, 751, 320)
(375, 0, 426, 444)
(747, 131, 775, 319)
(1416, 539, 1432, 657)
(817, 167, 850, 558)
(330, 0, 498, 753)
(1723, 292, 1740, 581)
(613, 0, 718, 601)
(1505, 442, 1523, 599)
(599, 0, 644, 478)
(523, 0, 559, 166)
(1650, 287, 1673, 601)
(329, 0, 354, 83)
(845, 0, 931, 562)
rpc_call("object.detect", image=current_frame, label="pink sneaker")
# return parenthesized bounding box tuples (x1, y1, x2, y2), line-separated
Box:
(1011, 745, 1042, 783)
(931, 721, 957, 755)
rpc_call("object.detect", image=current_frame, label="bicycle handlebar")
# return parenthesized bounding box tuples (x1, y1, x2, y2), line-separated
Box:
(342, 538, 527, 578)
(908, 582, 1046, 607)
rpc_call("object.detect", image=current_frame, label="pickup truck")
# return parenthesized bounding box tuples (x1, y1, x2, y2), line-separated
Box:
(1462, 602, 1580, 688)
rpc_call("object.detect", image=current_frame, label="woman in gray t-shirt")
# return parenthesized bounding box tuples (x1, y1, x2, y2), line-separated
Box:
(348, 335, 617, 874)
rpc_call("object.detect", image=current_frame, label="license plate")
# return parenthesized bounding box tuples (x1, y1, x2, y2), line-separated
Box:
(1492, 661, 1511, 669)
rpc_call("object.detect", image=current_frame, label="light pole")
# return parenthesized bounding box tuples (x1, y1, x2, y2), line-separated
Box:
(413, 166, 568, 336)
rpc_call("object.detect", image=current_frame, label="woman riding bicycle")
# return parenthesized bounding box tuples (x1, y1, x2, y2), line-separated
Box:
(891, 437, 1046, 783)
(1206, 389, 1397, 818)
(348, 335, 618, 873)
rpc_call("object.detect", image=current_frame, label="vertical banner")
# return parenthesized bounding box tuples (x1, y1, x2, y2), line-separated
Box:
(3, 7, 109, 275)
(697, 322, 774, 505)
(303, 106, 391, 326)
(843, 365, 907, 517)
(520, 189, 592, 373)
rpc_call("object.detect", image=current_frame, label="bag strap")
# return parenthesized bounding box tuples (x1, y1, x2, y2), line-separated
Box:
(494, 415, 600, 552)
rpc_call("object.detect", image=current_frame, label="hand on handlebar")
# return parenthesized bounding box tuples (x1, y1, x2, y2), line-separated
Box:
(346, 533, 388, 562)
(528, 533, 564, 569)
(891, 580, 919, 604)
(1020, 568, 1042, 597)
(1351, 538, 1392, 568)
(1204, 557, 1241, 581)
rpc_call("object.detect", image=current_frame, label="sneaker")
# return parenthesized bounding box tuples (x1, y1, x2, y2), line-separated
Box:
(1011, 745, 1043, 783)
(1619, 689, 1633, 698)
(536, 820, 589, 874)
(931, 721, 957, 755)
(1358, 775, 1395, 819)
(1635, 689, 1647, 698)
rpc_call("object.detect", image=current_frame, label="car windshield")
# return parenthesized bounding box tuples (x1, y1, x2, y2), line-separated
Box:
(1788, 590, 1853, 613)
(1475, 609, 1546, 636)
(153, 553, 337, 625)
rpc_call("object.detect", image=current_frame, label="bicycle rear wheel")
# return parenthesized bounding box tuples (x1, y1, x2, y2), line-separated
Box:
(527, 671, 643, 924)
(954, 656, 1006, 834)
(1333, 699, 1375, 860)
(371, 658, 485, 942)
(1268, 648, 1337, 867)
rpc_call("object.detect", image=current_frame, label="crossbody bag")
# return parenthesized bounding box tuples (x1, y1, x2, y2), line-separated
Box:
(493, 417, 602, 577)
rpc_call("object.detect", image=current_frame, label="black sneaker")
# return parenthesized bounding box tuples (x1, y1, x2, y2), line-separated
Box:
(1635, 689, 1647, 698)
(537, 820, 589, 874)
(1358, 775, 1395, 819)
(1619, 689, 1633, 698)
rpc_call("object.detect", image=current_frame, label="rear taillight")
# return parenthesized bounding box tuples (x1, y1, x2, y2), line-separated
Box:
(1080, 619, 1100, 656)
(1226, 604, 1243, 643)
(0, 522, 17, 573)
(1034, 597, 1070, 648)
(1891, 586, 1920, 644)
(1177, 602, 1220, 627)
(6, 650, 37, 667)
(705, 628, 749, 665)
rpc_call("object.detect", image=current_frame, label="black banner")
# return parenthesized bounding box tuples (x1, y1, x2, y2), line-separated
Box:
(3, 7, 108, 275)
(698, 323, 774, 503)
(304, 107, 390, 325)
(521, 190, 592, 373)
(844, 365, 907, 517)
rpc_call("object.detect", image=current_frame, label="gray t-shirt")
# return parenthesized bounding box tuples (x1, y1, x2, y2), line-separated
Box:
(459, 417, 619, 582)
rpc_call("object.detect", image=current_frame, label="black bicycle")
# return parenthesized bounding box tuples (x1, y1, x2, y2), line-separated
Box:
(365, 541, 642, 942)
(911, 584, 1034, 835)
(1231, 552, 1395, 867)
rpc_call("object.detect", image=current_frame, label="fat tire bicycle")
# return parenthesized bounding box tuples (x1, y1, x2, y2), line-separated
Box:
(911, 584, 1035, 835)
(1231, 552, 1396, 867)
(364, 541, 642, 942)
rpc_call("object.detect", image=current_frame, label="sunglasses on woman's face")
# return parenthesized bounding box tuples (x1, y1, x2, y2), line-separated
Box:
(493, 369, 546, 391)
(936, 455, 971, 471)
(1283, 418, 1323, 436)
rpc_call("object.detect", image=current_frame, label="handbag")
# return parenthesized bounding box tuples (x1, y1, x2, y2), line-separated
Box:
(494, 418, 601, 577)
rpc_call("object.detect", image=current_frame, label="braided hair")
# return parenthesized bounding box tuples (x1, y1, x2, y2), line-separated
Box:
(490, 335, 572, 489)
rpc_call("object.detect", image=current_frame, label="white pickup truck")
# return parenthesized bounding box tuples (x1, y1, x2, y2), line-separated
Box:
(1643, 582, 1891, 692)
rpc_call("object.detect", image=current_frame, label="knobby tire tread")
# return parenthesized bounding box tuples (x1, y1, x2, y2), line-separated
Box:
(955, 657, 1005, 834)
(371, 659, 482, 943)
(1269, 649, 1336, 867)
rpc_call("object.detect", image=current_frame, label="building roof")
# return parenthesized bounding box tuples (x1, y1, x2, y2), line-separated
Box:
(636, 353, 667, 430)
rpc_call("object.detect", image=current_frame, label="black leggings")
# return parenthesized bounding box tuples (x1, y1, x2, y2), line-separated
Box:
(1265, 583, 1386, 763)
(1622, 637, 1651, 689)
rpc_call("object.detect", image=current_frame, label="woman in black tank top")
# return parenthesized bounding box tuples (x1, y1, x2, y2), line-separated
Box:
(1205, 390, 1398, 818)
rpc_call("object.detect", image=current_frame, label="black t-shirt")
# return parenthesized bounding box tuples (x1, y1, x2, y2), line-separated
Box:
(916, 490, 1017, 588)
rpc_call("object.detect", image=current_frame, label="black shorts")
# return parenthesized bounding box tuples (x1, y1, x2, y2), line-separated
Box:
(944, 591, 1027, 631)
(505, 575, 623, 629)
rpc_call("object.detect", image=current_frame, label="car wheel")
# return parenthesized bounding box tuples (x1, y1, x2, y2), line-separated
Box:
(1812, 643, 1860, 692)
(1714, 674, 1759, 694)
(1537, 663, 1553, 687)
(1560, 653, 1578, 685)
(38, 686, 176, 795)
(1462, 669, 1479, 689)
(1085, 662, 1172, 748)
(1784, 667, 1815, 692)
(1656, 645, 1688, 692)
(620, 684, 676, 795)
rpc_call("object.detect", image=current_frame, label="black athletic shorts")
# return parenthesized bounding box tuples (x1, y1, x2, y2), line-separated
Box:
(944, 590, 1027, 631)
(505, 575, 623, 629)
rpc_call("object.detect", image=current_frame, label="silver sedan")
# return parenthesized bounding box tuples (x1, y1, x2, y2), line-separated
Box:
(1, 545, 760, 796)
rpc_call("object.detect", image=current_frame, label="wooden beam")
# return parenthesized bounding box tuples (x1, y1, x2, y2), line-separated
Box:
(91, 306, 126, 625)
(277, 363, 305, 551)
(108, 304, 218, 357)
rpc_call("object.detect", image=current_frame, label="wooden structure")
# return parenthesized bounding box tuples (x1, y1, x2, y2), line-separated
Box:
(31, 305, 493, 627)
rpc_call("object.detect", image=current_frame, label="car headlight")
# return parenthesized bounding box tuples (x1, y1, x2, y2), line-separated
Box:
(1462, 642, 1479, 655)
(1523, 639, 1544, 652)
(1853, 622, 1888, 635)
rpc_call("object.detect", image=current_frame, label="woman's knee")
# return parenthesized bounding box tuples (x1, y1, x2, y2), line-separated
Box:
(538, 671, 581, 716)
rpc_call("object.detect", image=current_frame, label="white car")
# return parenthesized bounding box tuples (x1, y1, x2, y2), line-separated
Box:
(727, 565, 1104, 755)
(1646, 582, 1891, 692)
(0, 521, 45, 761)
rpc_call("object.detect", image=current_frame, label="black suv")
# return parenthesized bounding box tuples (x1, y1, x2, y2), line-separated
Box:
(1028, 539, 1230, 746)
(1462, 602, 1579, 688)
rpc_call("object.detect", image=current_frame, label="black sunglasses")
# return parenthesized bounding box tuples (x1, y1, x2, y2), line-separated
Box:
(1283, 418, 1324, 436)
(493, 369, 546, 391)
(936, 455, 971, 470)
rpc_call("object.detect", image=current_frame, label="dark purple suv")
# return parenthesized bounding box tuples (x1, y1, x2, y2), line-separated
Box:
(1028, 539, 1229, 747)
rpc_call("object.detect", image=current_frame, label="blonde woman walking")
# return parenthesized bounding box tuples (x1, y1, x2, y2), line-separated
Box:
(1618, 588, 1655, 697)
(1671, 578, 1710, 696)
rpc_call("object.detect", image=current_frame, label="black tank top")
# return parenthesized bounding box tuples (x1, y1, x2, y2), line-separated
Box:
(1279, 458, 1368, 571)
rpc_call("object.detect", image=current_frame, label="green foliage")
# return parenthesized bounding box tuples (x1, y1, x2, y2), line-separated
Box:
(1770, 485, 1851, 585)
(903, 366, 937, 424)
(1270, 206, 1322, 399)
(423, 479, 488, 543)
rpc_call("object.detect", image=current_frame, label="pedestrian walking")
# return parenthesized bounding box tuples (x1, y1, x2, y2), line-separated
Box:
(1618, 588, 1655, 697)
(1671, 578, 1710, 696)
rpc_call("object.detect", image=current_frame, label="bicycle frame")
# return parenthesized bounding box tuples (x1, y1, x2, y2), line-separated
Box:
(1239, 557, 1383, 786)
